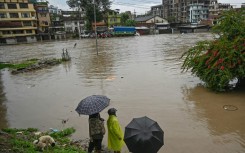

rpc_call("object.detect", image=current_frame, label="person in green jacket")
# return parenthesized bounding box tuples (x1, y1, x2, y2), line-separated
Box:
(107, 108, 125, 153)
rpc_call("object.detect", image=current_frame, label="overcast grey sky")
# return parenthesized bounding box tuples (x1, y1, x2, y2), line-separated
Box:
(48, 0, 244, 15)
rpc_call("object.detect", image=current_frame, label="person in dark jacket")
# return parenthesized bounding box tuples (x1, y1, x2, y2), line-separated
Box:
(88, 113, 106, 153)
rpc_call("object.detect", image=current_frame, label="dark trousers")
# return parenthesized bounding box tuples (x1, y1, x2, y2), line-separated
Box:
(88, 139, 102, 153)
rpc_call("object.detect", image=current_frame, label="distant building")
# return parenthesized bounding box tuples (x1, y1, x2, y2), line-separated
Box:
(135, 15, 168, 30)
(107, 9, 121, 27)
(92, 21, 107, 32)
(189, 3, 209, 23)
(48, 5, 65, 40)
(163, 0, 212, 23)
(61, 11, 83, 35)
(48, 5, 61, 15)
(151, 4, 164, 18)
(34, 1, 51, 40)
(200, 1, 233, 27)
(242, 3, 245, 8)
(0, 0, 37, 44)
(209, 1, 232, 16)
(135, 15, 168, 24)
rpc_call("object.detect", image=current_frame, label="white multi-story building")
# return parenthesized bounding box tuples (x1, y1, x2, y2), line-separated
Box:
(189, 3, 209, 23)
(48, 5, 61, 15)
(61, 11, 82, 35)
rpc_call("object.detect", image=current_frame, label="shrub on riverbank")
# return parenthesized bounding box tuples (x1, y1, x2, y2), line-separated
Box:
(0, 127, 86, 153)
(181, 8, 245, 91)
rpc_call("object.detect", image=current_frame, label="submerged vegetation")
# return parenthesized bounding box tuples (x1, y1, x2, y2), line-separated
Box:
(0, 127, 86, 153)
(0, 50, 71, 74)
(181, 8, 245, 91)
(0, 59, 38, 70)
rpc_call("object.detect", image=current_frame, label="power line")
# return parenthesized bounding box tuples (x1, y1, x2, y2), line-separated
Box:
(112, 2, 156, 9)
(115, 0, 161, 4)
(113, 3, 150, 9)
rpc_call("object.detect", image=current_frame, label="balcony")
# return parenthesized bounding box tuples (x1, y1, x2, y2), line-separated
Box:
(40, 21, 49, 27)
(50, 23, 64, 27)
(0, 21, 22, 28)
(37, 10, 49, 13)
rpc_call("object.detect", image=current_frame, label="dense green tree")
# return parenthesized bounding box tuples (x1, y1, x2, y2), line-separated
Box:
(125, 19, 136, 26)
(181, 8, 245, 91)
(66, 0, 111, 30)
(120, 13, 129, 25)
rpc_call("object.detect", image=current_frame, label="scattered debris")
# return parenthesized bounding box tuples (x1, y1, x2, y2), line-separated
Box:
(16, 131, 23, 134)
(62, 48, 71, 61)
(61, 119, 69, 124)
(223, 105, 238, 111)
(34, 131, 42, 136)
(49, 128, 59, 133)
(106, 76, 116, 80)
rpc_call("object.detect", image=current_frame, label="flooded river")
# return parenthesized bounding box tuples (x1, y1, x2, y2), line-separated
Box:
(0, 33, 245, 153)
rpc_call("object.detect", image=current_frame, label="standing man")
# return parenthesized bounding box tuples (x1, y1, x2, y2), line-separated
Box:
(88, 113, 105, 153)
(107, 108, 125, 153)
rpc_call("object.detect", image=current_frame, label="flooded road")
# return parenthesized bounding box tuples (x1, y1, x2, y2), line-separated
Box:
(0, 33, 245, 153)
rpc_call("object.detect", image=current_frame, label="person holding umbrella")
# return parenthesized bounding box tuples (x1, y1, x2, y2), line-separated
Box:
(88, 113, 105, 153)
(107, 108, 125, 153)
(75, 95, 110, 153)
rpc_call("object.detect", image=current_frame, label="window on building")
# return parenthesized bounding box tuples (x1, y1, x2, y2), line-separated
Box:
(11, 21, 22, 27)
(0, 3, 5, 9)
(8, 4, 17, 9)
(13, 30, 24, 34)
(23, 21, 32, 26)
(22, 13, 30, 18)
(42, 21, 48, 25)
(40, 13, 46, 17)
(26, 30, 33, 34)
(38, 7, 48, 11)
(10, 13, 19, 18)
(2, 31, 11, 35)
(19, 3, 28, 8)
(66, 27, 72, 32)
(0, 13, 7, 18)
(66, 21, 71, 25)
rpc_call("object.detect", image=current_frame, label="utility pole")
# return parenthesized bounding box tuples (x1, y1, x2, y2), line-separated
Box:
(77, 1, 81, 39)
(93, 0, 98, 55)
(154, 10, 156, 35)
(78, 8, 81, 39)
(134, 9, 136, 20)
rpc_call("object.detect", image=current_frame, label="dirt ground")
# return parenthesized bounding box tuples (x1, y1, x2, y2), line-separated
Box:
(0, 131, 13, 153)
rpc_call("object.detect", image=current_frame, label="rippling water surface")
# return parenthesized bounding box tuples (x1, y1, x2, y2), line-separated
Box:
(0, 33, 245, 153)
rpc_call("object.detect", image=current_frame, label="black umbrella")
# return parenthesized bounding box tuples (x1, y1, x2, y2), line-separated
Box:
(124, 116, 164, 153)
(75, 95, 110, 115)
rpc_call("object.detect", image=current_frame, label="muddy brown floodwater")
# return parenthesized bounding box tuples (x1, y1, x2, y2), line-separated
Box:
(0, 33, 244, 153)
